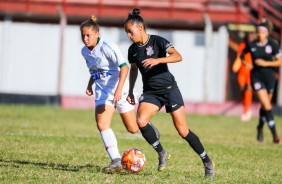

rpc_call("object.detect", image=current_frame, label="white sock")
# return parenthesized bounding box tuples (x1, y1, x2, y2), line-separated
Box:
(100, 129, 121, 161)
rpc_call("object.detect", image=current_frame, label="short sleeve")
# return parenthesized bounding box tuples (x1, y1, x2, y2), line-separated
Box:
(271, 40, 282, 58)
(128, 45, 136, 64)
(156, 36, 174, 52)
(103, 42, 127, 66)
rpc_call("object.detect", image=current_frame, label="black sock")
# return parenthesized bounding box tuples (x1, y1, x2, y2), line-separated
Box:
(184, 130, 210, 163)
(258, 108, 266, 129)
(265, 109, 278, 138)
(140, 122, 163, 153)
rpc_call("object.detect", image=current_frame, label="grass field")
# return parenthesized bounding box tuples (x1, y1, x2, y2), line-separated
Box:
(0, 104, 282, 184)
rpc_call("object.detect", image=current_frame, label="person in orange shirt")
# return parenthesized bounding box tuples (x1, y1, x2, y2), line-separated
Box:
(233, 32, 256, 122)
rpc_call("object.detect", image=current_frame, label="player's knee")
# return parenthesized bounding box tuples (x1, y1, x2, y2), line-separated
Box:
(127, 126, 139, 134)
(96, 121, 110, 132)
(137, 116, 149, 128)
(262, 104, 272, 111)
(178, 126, 189, 138)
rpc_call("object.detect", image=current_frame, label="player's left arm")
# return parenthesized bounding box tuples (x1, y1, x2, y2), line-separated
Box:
(114, 63, 129, 103)
(255, 56, 282, 67)
(105, 43, 129, 103)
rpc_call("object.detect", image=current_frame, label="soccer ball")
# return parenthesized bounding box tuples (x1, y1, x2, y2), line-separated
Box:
(121, 148, 146, 173)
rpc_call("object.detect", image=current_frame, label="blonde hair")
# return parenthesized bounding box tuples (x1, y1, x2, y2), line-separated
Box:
(80, 15, 99, 31)
(90, 15, 98, 23)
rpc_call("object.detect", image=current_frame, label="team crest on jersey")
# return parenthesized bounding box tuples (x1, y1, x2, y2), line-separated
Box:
(265, 45, 272, 54)
(146, 46, 154, 56)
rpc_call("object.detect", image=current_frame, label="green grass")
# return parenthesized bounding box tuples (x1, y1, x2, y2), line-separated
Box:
(0, 104, 282, 183)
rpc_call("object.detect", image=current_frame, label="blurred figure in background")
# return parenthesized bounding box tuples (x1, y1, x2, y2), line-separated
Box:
(241, 23, 282, 143)
(232, 32, 256, 122)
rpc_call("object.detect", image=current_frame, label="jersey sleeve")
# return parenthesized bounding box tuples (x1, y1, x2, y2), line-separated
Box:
(128, 45, 135, 64)
(156, 36, 174, 52)
(103, 42, 127, 67)
(271, 40, 282, 58)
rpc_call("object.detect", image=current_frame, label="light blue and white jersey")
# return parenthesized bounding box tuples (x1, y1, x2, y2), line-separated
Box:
(81, 38, 129, 101)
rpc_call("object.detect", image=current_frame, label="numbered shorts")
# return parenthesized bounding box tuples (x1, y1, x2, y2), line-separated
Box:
(139, 86, 184, 113)
(95, 97, 134, 113)
(251, 71, 276, 93)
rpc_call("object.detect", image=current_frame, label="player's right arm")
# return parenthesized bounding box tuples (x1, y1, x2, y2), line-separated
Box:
(239, 42, 253, 67)
(86, 76, 94, 96)
(127, 63, 138, 105)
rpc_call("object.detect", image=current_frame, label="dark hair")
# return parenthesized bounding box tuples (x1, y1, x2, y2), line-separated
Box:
(80, 15, 99, 32)
(124, 8, 145, 29)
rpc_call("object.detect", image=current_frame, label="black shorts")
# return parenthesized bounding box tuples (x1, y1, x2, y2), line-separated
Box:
(251, 70, 276, 93)
(139, 86, 184, 113)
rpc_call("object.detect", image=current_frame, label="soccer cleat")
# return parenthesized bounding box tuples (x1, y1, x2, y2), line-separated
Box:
(102, 158, 123, 174)
(158, 151, 171, 171)
(257, 126, 264, 142)
(273, 136, 280, 144)
(204, 160, 215, 178)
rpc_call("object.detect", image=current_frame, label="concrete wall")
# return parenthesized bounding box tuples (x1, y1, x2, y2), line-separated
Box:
(0, 20, 229, 104)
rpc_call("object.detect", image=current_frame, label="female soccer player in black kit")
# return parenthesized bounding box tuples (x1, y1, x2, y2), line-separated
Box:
(241, 23, 282, 143)
(124, 8, 214, 177)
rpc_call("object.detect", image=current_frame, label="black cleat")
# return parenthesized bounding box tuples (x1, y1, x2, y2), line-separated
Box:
(257, 126, 264, 142)
(204, 160, 215, 178)
(158, 151, 170, 171)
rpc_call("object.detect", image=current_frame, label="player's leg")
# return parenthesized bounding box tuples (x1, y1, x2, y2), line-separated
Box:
(170, 106, 214, 177)
(239, 71, 252, 122)
(95, 103, 122, 173)
(137, 100, 167, 171)
(255, 89, 279, 143)
(257, 107, 267, 142)
(120, 109, 139, 133)
(245, 71, 253, 117)
(116, 98, 139, 134)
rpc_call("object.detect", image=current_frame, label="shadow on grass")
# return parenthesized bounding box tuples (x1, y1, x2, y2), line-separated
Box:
(0, 159, 101, 172)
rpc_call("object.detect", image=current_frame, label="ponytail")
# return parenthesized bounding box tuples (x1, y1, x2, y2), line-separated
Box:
(80, 15, 99, 31)
(124, 8, 145, 29)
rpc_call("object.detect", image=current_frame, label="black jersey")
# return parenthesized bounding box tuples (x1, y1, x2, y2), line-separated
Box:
(128, 35, 176, 94)
(242, 39, 282, 74)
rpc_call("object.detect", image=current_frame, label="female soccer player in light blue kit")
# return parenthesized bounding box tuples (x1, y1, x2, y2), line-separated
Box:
(80, 16, 139, 173)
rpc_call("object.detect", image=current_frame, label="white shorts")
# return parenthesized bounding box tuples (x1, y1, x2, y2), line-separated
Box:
(95, 97, 134, 113)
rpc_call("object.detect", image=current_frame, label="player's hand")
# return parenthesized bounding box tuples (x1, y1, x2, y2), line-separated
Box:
(255, 59, 267, 67)
(113, 89, 122, 104)
(86, 86, 93, 96)
(127, 93, 135, 105)
(142, 58, 160, 68)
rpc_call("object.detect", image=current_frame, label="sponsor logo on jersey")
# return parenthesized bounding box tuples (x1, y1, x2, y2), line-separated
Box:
(146, 46, 154, 56)
(90, 69, 112, 80)
(251, 48, 256, 52)
(265, 45, 272, 54)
